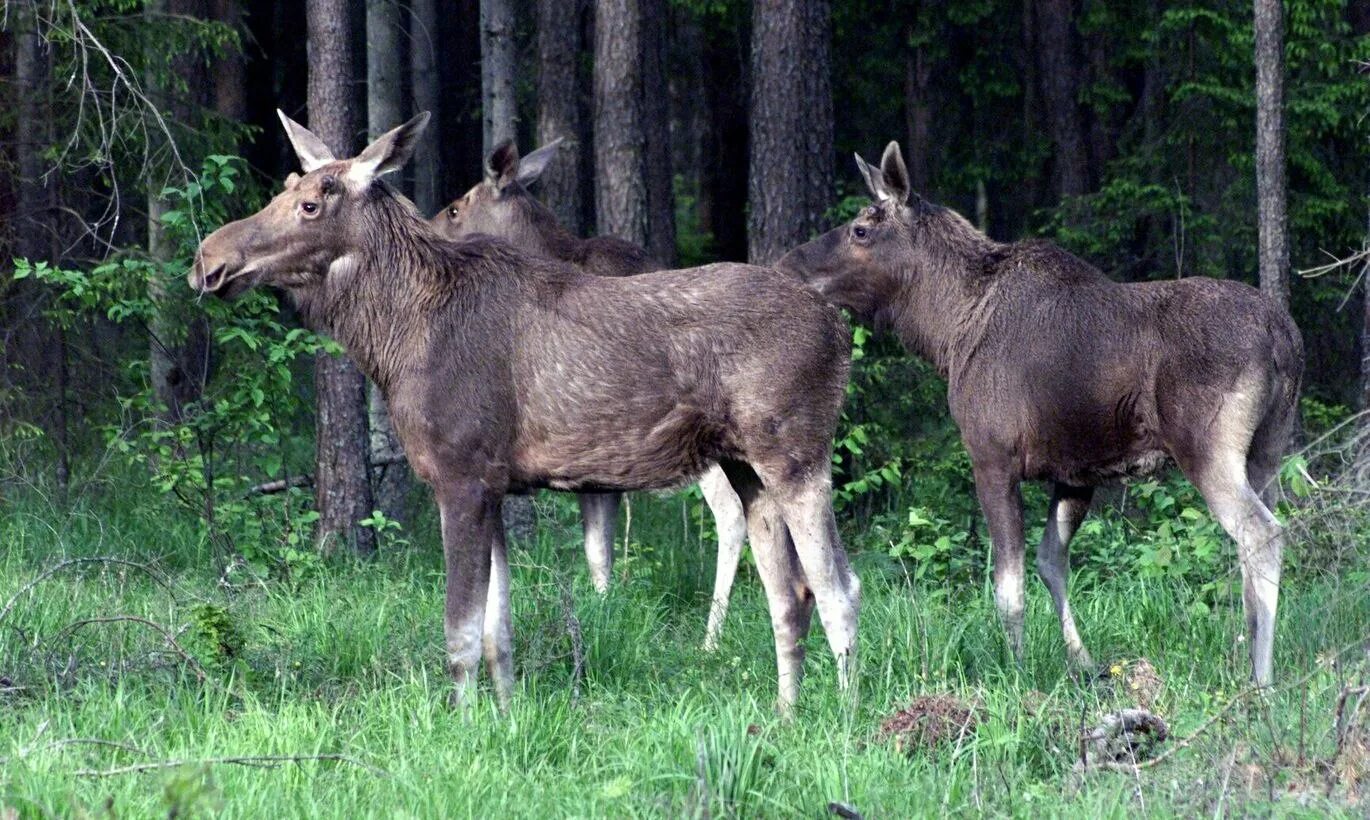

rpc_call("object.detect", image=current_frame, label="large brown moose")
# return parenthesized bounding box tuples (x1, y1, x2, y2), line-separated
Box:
(189, 112, 861, 711)
(779, 142, 1302, 685)
(431, 140, 748, 651)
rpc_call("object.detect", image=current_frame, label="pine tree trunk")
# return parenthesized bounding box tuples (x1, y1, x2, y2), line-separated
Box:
(482, 0, 535, 541)
(481, 0, 519, 154)
(410, 0, 442, 215)
(593, 0, 648, 247)
(1254, 0, 1290, 312)
(903, 30, 932, 196)
(366, 0, 413, 527)
(213, 0, 247, 121)
(536, 0, 584, 235)
(307, 0, 377, 557)
(747, 0, 834, 266)
(1034, 0, 1090, 198)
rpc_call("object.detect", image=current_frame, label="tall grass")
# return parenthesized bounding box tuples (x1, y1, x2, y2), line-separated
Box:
(1, 475, 1367, 817)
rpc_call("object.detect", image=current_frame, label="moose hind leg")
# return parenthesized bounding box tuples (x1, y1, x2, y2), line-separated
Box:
(699, 465, 747, 651)
(973, 465, 1028, 664)
(482, 529, 514, 710)
(438, 479, 502, 709)
(721, 461, 812, 712)
(579, 492, 620, 594)
(1035, 483, 1095, 671)
(773, 476, 860, 694)
(1190, 454, 1284, 686)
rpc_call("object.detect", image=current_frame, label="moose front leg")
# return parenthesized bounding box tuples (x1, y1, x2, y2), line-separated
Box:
(973, 464, 1027, 665)
(436, 478, 503, 709)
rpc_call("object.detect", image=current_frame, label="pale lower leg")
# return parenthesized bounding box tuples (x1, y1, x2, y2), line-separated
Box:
(1196, 457, 1284, 686)
(742, 489, 811, 713)
(1035, 484, 1094, 670)
(975, 469, 1027, 664)
(482, 534, 514, 709)
(699, 465, 747, 651)
(776, 480, 860, 693)
(579, 492, 620, 594)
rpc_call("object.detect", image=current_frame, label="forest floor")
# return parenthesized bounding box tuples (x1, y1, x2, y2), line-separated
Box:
(1, 483, 1368, 818)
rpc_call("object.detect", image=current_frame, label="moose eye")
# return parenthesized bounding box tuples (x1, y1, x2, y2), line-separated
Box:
(448, 206, 459, 219)
(853, 226, 868, 239)
(301, 201, 319, 216)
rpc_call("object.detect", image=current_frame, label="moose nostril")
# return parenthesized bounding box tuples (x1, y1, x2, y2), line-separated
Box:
(202, 264, 227, 291)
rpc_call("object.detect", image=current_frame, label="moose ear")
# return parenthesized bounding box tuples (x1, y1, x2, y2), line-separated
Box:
(485, 140, 521, 189)
(278, 109, 336, 172)
(514, 138, 564, 188)
(879, 141, 911, 204)
(854, 152, 887, 201)
(348, 111, 432, 187)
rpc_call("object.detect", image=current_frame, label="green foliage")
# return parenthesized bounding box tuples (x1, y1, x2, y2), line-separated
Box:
(13, 155, 326, 571)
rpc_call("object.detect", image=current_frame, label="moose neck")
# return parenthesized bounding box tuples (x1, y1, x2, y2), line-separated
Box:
(888, 208, 1001, 377)
(519, 197, 584, 263)
(293, 186, 449, 393)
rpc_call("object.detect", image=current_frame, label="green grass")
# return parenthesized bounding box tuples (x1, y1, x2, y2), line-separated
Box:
(1, 485, 1367, 817)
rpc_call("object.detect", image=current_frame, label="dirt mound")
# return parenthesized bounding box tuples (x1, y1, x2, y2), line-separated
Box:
(878, 694, 982, 755)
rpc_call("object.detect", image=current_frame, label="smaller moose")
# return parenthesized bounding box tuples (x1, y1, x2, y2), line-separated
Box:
(190, 112, 861, 711)
(432, 140, 748, 651)
(780, 142, 1303, 685)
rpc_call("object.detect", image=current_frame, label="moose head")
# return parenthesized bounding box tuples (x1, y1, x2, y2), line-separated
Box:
(430, 138, 563, 243)
(189, 110, 431, 301)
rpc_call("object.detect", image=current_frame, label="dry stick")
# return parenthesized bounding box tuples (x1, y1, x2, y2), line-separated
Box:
(72, 753, 389, 778)
(244, 455, 408, 496)
(1326, 683, 1370, 797)
(0, 557, 186, 625)
(559, 585, 585, 704)
(46, 616, 207, 683)
(1085, 636, 1370, 776)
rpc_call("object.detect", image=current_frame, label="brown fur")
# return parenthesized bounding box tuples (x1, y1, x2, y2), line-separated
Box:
(779, 141, 1303, 685)
(189, 113, 861, 710)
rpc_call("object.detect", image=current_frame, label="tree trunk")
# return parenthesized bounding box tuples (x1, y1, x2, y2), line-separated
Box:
(536, 0, 584, 235)
(641, 0, 675, 265)
(747, 0, 834, 266)
(307, 0, 377, 557)
(213, 0, 247, 122)
(1034, 0, 1090, 198)
(482, 0, 535, 541)
(593, 0, 648, 247)
(410, 0, 442, 215)
(366, 0, 413, 527)
(481, 0, 519, 154)
(903, 30, 932, 196)
(703, 25, 748, 261)
(1254, 0, 1289, 312)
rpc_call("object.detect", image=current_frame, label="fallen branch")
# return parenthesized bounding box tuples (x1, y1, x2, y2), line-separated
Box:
(71, 753, 389, 778)
(46, 615, 207, 683)
(0, 557, 186, 625)
(559, 585, 585, 705)
(244, 456, 408, 496)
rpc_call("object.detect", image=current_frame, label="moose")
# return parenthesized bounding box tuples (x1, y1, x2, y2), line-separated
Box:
(431, 139, 748, 651)
(189, 111, 861, 711)
(779, 142, 1303, 685)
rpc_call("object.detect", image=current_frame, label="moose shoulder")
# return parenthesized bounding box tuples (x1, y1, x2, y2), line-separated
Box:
(779, 141, 1303, 686)
(189, 111, 860, 712)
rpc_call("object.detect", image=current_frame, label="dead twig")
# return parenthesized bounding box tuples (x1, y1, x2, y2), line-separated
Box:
(45, 615, 207, 683)
(71, 753, 389, 778)
(0, 557, 187, 625)
(559, 585, 585, 705)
